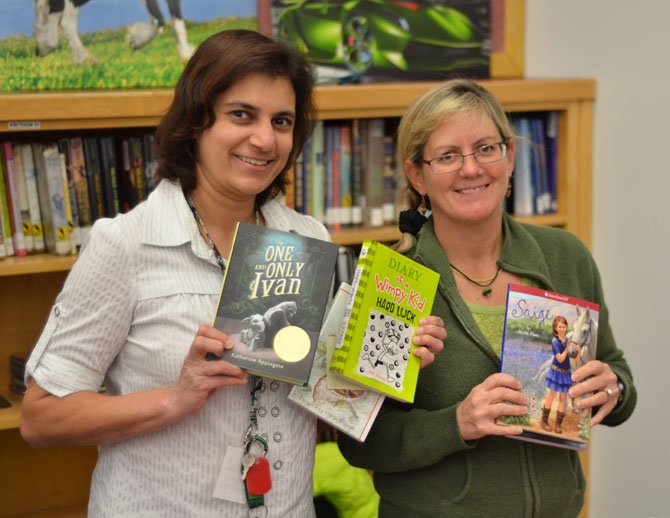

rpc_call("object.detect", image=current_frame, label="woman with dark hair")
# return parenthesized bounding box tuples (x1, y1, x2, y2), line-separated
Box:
(19, 29, 445, 517)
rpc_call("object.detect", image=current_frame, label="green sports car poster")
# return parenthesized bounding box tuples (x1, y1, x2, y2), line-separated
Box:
(269, 0, 491, 84)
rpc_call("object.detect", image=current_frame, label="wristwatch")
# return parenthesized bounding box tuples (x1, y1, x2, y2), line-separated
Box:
(616, 376, 625, 406)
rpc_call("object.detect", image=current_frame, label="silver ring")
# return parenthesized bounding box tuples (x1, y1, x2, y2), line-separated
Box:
(604, 387, 613, 399)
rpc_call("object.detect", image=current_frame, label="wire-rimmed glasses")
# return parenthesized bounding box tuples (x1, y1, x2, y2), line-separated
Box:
(422, 141, 507, 175)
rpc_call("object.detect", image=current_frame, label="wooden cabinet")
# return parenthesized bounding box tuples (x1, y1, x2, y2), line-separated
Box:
(0, 78, 595, 515)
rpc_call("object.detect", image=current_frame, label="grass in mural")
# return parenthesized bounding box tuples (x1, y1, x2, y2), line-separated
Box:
(0, 17, 256, 92)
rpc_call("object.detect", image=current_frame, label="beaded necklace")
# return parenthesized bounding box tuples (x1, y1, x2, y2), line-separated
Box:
(184, 191, 259, 272)
(450, 263, 502, 297)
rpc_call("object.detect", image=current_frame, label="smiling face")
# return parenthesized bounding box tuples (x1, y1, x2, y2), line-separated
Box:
(405, 110, 514, 226)
(195, 73, 296, 201)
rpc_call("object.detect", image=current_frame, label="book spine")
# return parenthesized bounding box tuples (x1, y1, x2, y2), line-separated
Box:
(99, 136, 120, 217)
(59, 152, 78, 254)
(350, 119, 364, 226)
(382, 134, 396, 223)
(331, 241, 376, 373)
(83, 137, 104, 222)
(142, 133, 158, 194)
(340, 123, 353, 227)
(310, 120, 325, 224)
(545, 111, 559, 213)
(511, 117, 534, 216)
(330, 124, 342, 231)
(19, 144, 45, 252)
(364, 119, 385, 227)
(67, 136, 92, 242)
(130, 136, 146, 204)
(10, 142, 36, 253)
(37, 144, 71, 255)
(0, 151, 13, 257)
(57, 138, 82, 247)
(2, 142, 28, 256)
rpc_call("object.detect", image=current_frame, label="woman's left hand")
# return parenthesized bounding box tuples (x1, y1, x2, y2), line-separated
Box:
(412, 315, 447, 369)
(569, 360, 620, 426)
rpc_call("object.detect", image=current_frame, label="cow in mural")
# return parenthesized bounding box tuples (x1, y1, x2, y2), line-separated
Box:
(33, 0, 194, 65)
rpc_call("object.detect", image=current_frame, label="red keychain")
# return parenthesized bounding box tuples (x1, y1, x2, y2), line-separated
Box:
(246, 456, 272, 496)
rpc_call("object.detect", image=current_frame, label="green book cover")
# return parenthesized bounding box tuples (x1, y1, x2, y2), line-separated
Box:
(329, 240, 439, 403)
(211, 222, 339, 386)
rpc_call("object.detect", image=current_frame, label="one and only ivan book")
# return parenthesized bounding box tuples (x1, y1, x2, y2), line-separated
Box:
(211, 222, 339, 386)
(288, 282, 385, 442)
(329, 240, 440, 403)
(498, 283, 600, 450)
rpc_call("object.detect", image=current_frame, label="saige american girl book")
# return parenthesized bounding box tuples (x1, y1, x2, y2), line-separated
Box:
(498, 284, 600, 451)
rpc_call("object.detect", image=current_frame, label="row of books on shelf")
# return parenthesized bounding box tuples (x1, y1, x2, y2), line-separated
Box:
(286, 118, 403, 230)
(509, 111, 559, 216)
(284, 112, 560, 231)
(0, 133, 157, 257)
(0, 110, 559, 259)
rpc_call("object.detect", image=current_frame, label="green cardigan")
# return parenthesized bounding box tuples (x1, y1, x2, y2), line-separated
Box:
(338, 214, 636, 518)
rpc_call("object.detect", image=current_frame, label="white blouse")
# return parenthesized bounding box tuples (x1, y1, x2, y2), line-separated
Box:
(26, 180, 331, 517)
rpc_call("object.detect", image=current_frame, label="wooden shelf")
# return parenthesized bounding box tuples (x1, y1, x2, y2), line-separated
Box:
(0, 213, 570, 276)
(0, 79, 595, 130)
(0, 254, 77, 277)
(0, 392, 22, 431)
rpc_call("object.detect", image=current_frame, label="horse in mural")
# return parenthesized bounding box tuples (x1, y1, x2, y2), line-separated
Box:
(33, 0, 194, 65)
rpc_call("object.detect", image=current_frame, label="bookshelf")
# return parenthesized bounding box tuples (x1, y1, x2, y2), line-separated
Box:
(0, 78, 595, 515)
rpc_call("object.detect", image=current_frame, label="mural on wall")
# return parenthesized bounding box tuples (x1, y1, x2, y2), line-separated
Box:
(268, 0, 492, 84)
(0, 0, 259, 92)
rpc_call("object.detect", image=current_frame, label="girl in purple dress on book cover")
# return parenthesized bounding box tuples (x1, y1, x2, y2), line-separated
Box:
(539, 315, 578, 434)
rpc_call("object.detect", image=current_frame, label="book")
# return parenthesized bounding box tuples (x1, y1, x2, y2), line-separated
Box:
(211, 222, 339, 385)
(2, 142, 28, 256)
(33, 143, 73, 256)
(498, 283, 600, 451)
(329, 240, 440, 403)
(0, 150, 13, 257)
(288, 282, 385, 442)
(83, 137, 104, 222)
(350, 119, 364, 226)
(363, 119, 385, 227)
(17, 143, 45, 252)
(310, 120, 326, 224)
(339, 123, 353, 227)
(7, 142, 35, 253)
(99, 136, 120, 217)
(57, 138, 82, 247)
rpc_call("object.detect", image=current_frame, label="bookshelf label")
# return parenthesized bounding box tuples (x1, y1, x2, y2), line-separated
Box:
(8, 121, 41, 130)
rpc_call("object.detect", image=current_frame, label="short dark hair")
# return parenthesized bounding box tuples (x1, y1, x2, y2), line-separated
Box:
(154, 29, 317, 206)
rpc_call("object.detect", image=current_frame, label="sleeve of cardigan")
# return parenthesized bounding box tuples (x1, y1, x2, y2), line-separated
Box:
(586, 249, 637, 426)
(338, 397, 476, 473)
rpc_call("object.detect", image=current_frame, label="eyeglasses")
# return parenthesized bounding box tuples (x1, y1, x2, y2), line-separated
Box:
(422, 142, 507, 175)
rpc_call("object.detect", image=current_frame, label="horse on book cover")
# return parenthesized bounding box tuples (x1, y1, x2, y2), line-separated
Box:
(33, 0, 194, 65)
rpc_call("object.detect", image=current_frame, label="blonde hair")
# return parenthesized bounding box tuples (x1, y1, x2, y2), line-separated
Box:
(393, 79, 515, 252)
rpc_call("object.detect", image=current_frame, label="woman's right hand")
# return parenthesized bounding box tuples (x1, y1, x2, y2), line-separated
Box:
(169, 324, 248, 417)
(456, 373, 528, 441)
